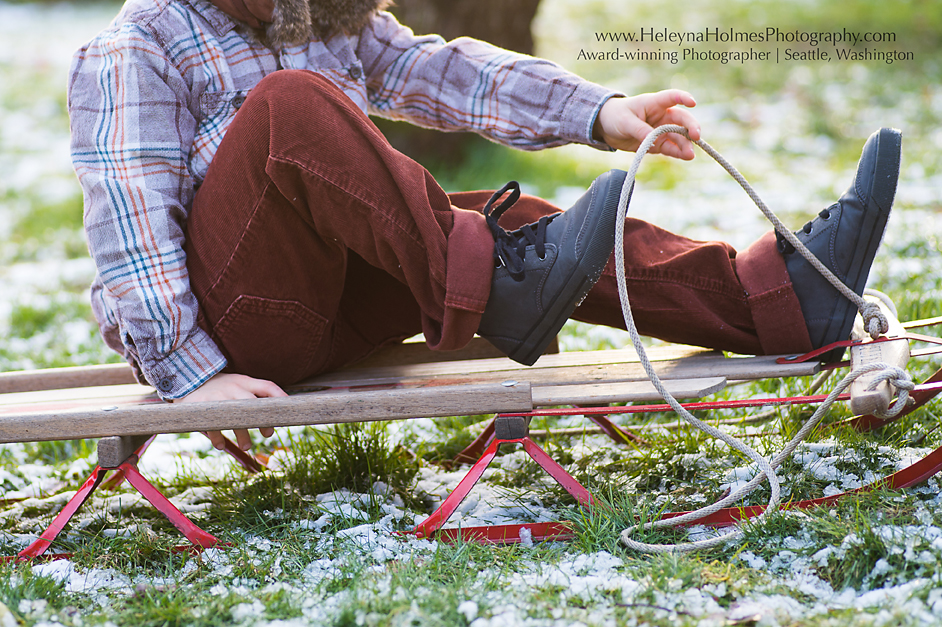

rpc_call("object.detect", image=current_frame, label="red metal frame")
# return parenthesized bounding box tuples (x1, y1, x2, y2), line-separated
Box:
(429, 364, 942, 543)
(493, 380, 941, 420)
(11, 432, 265, 561)
(14, 458, 220, 561)
(8, 326, 942, 554)
(778, 331, 942, 366)
(219, 437, 267, 473)
(451, 413, 646, 467)
(657, 438, 942, 528)
(586, 413, 648, 445)
(100, 434, 264, 492)
(15, 465, 110, 560)
(413, 434, 594, 544)
(451, 419, 496, 466)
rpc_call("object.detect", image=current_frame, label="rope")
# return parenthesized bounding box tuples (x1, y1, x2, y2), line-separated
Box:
(615, 125, 910, 553)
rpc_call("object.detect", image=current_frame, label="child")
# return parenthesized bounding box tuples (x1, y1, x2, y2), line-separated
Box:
(68, 0, 900, 449)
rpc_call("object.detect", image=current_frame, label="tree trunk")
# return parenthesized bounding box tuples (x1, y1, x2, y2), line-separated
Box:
(390, 0, 542, 56)
(375, 0, 543, 165)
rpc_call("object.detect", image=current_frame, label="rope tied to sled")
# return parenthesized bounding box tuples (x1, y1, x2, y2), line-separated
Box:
(614, 125, 911, 553)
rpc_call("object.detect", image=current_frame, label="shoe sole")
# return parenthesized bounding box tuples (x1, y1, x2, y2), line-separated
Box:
(508, 170, 627, 366)
(820, 127, 901, 350)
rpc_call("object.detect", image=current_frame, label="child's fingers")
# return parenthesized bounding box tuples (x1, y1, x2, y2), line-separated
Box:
(203, 430, 227, 450)
(202, 428, 273, 451)
(235, 429, 253, 450)
(647, 89, 697, 112)
(665, 107, 701, 142)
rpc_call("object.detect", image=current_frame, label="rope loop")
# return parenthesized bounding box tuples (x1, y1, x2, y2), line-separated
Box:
(862, 301, 890, 340)
(614, 125, 909, 553)
(863, 363, 914, 418)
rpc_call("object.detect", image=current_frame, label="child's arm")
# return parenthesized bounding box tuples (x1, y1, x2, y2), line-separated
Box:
(70, 21, 227, 400)
(359, 12, 620, 152)
(358, 12, 700, 158)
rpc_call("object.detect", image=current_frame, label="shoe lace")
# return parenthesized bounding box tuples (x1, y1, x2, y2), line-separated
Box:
(482, 181, 555, 282)
(776, 205, 835, 254)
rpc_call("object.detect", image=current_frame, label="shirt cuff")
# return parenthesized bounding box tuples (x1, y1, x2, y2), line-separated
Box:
(558, 82, 624, 151)
(139, 327, 228, 400)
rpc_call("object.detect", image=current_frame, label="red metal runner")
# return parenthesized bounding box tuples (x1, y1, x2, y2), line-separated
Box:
(658, 439, 942, 528)
(426, 365, 942, 544)
(433, 522, 577, 544)
(14, 460, 219, 561)
(120, 463, 219, 547)
(16, 466, 109, 560)
(413, 436, 594, 544)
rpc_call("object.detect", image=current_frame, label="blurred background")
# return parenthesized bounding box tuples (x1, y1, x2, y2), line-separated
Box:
(0, 0, 939, 368)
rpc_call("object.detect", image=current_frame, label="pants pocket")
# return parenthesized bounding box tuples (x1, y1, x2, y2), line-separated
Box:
(211, 295, 329, 385)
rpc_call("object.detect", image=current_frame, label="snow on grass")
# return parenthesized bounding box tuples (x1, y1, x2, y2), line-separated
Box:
(1, 1, 942, 626)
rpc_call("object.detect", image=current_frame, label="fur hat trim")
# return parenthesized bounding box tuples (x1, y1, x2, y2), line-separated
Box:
(267, 0, 392, 46)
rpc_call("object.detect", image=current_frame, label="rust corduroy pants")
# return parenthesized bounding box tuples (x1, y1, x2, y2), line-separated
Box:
(185, 70, 812, 386)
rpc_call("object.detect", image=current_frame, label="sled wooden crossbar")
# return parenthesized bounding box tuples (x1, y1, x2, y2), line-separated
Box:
(0, 340, 819, 445)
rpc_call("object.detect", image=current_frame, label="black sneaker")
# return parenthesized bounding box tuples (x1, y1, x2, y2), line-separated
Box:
(478, 170, 628, 365)
(779, 128, 902, 351)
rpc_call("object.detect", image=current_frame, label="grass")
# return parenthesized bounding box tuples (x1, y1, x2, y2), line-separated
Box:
(0, 563, 71, 620)
(1, 0, 942, 625)
(206, 423, 423, 537)
(5, 194, 88, 262)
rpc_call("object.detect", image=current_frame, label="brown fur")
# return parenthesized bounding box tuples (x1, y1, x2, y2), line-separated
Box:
(266, 0, 393, 47)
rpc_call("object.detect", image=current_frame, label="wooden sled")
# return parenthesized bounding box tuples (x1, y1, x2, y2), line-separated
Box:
(1, 318, 940, 557)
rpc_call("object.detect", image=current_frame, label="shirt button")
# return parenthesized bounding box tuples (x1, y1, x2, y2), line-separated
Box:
(157, 378, 175, 393)
(232, 94, 247, 109)
(348, 65, 363, 80)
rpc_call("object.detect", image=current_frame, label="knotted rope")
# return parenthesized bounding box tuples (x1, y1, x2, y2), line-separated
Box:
(615, 125, 911, 553)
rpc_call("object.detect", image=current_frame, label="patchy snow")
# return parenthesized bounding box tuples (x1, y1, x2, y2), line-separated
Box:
(2, 2, 942, 626)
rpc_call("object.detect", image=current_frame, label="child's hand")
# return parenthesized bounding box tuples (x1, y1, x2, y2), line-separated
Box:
(593, 90, 701, 160)
(175, 373, 286, 450)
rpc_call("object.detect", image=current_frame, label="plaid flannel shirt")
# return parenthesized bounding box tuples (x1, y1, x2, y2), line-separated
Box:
(68, 0, 619, 399)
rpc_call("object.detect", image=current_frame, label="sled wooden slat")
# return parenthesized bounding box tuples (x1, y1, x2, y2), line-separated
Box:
(310, 345, 712, 386)
(0, 382, 533, 444)
(348, 336, 533, 369)
(299, 351, 818, 391)
(0, 363, 137, 395)
(532, 377, 727, 406)
(0, 383, 158, 411)
(0, 337, 524, 395)
(0, 345, 817, 446)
